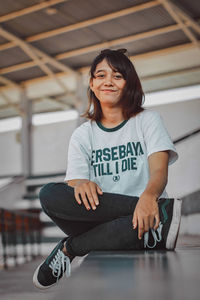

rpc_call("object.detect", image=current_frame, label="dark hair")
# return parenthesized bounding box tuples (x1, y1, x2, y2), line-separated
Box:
(82, 48, 145, 121)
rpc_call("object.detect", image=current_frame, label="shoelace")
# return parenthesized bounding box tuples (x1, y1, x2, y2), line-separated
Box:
(49, 249, 71, 281)
(144, 222, 163, 249)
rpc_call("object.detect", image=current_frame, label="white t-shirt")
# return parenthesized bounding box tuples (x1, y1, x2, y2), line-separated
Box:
(64, 110, 178, 198)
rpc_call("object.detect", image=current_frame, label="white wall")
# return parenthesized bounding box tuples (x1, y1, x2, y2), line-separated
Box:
(148, 99, 200, 198)
(149, 98, 200, 140)
(167, 133, 200, 198)
(32, 119, 77, 175)
(0, 130, 21, 175)
(0, 118, 77, 177)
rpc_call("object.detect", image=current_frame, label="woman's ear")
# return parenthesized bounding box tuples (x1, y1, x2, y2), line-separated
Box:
(89, 78, 94, 91)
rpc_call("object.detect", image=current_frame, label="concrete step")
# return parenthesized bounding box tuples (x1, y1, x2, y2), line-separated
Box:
(25, 174, 65, 188)
(0, 235, 199, 300)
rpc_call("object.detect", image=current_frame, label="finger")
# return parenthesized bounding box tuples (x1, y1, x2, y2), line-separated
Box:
(149, 216, 155, 229)
(84, 185, 97, 210)
(132, 212, 137, 229)
(80, 191, 91, 210)
(143, 217, 150, 233)
(74, 190, 82, 205)
(154, 214, 160, 230)
(96, 185, 103, 195)
(138, 217, 144, 240)
(90, 185, 99, 206)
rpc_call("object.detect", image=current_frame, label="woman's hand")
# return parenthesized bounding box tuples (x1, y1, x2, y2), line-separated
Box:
(68, 179, 103, 210)
(132, 191, 160, 240)
(132, 151, 169, 239)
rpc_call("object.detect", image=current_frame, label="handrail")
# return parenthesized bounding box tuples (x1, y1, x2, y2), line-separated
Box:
(174, 128, 200, 144)
(0, 208, 43, 269)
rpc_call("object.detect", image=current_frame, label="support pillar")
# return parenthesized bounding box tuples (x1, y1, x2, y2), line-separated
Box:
(19, 88, 32, 178)
(75, 73, 89, 126)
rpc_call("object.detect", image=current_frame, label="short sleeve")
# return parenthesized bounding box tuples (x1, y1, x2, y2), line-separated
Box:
(64, 128, 90, 182)
(141, 111, 178, 165)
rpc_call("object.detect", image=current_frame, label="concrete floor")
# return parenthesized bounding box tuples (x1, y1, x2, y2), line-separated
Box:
(0, 235, 200, 300)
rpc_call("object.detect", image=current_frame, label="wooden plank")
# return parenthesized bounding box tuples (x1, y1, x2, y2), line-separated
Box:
(0, 0, 67, 23)
(0, 1, 160, 51)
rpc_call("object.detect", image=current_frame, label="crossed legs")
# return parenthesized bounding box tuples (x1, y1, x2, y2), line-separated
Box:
(39, 182, 143, 256)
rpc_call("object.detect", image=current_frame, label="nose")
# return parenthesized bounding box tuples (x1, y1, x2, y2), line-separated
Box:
(104, 75, 113, 86)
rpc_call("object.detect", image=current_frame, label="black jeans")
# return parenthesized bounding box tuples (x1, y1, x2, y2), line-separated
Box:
(39, 182, 144, 256)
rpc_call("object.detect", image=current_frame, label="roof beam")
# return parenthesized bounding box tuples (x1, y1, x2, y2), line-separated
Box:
(0, 42, 196, 93)
(0, 49, 75, 76)
(159, 0, 200, 50)
(27, 0, 160, 42)
(29, 92, 77, 111)
(0, 75, 21, 89)
(0, 90, 22, 115)
(0, 61, 35, 75)
(141, 65, 200, 82)
(0, 42, 195, 82)
(0, 25, 77, 98)
(0, 1, 160, 52)
(79, 42, 196, 73)
(0, 0, 67, 23)
(0, 23, 186, 76)
(56, 24, 185, 60)
(0, 26, 72, 93)
(167, 0, 200, 35)
(22, 93, 76, 111)
(33, 47, 76, 74)
(0, 25, 75, 75)
(0, 26, 53, 75)
(1, 71, 70, 89)
(131, 42, 195, 60)
(1, 65, 199, 102)
(45, 96, 71, 109)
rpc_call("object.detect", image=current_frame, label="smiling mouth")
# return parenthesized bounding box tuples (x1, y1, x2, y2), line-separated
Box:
(101, 89, 117, 92)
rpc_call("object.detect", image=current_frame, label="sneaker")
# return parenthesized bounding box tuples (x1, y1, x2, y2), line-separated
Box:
(33, 238, 73, 289)
(144, 198, 182, 250)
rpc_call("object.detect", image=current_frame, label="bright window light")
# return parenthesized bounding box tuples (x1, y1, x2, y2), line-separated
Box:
(0, 117, 21, 133)
(0, 110, 78, 133)
(32, 109, 78, 126)
(144, 84, 200, 107)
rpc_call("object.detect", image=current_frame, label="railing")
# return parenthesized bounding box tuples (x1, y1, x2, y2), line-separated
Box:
(0, 208, 43, 269)
(174, 128, 200, 144)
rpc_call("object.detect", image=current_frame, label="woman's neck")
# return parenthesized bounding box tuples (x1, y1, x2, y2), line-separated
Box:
(100, 106, 124, 128)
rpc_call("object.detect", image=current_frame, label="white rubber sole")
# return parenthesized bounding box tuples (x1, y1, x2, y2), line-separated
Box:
(33, 261, 58, 290)
(166, 198, 182, 250)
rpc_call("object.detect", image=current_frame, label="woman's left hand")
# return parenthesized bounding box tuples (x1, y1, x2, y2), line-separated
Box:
(132, 191, 160, 240)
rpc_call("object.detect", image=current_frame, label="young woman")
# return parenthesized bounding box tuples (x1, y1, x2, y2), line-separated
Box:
(33, 49, 182, 289)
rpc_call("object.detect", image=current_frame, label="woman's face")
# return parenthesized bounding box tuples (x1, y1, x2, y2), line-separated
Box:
(90, 59, 126, 108)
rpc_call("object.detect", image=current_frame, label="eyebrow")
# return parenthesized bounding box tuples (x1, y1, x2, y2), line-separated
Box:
(95, 69, 119, 74)
(95, 69, 104, 74)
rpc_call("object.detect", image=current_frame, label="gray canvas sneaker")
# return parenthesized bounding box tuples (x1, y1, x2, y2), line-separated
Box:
(144, 198, 182, 250)
(33, 238, 74, 289)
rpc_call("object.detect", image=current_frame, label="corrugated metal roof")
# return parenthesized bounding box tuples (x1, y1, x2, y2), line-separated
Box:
(0, 0, 199, 119)
(175, 0, 200, 17)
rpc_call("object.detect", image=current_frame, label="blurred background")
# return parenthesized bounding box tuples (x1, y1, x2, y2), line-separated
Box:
(0, 0, 199, 268)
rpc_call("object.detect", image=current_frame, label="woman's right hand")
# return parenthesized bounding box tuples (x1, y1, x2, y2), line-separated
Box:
(67, 179, 103, 210)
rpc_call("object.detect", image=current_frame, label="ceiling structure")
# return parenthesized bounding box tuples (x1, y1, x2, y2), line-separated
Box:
(0, 0, 199, 120)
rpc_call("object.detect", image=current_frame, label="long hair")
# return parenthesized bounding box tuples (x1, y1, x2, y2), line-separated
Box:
(82, 49, 145, 122)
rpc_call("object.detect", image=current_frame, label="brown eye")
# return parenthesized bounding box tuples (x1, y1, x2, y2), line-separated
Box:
(94, 74, 103, 78)
(114, 74, 123, 79)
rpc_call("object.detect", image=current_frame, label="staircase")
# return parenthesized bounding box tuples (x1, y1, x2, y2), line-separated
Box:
(20, 173, 67, 244)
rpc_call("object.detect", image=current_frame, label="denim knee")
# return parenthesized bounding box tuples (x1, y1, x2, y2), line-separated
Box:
(39, 182, 57, 210)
